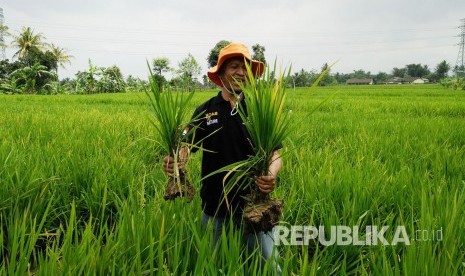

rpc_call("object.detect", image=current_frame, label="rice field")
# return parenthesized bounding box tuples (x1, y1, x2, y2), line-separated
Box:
(0, 84, 464, 275)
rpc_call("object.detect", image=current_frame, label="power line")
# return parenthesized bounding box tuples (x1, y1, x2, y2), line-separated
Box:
(7, 18, 458, 39)
(4, 18, 458, 56)
(3, 16, 459, 78)
(42, 34, 455, 47)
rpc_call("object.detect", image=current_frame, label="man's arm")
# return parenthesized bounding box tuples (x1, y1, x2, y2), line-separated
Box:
(255, 150, 283, 193)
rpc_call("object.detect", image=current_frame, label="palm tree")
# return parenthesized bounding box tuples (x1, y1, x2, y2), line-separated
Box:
(12, 26, 46, 59)
(0, 22, 10, 48)
(49, 43, 73, 76)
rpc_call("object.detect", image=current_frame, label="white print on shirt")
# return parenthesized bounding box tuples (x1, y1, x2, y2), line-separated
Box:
(205, 112, 219, 126)
(207, 119, 218, 125)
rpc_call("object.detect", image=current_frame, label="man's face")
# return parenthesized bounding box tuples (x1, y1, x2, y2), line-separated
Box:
(219, 57, 247, 92)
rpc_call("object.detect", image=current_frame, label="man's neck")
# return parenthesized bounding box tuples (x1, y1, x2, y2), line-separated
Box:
(221, 88, 242, 102)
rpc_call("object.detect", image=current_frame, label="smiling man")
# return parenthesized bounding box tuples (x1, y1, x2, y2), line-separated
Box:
(163, 42, 282, 274)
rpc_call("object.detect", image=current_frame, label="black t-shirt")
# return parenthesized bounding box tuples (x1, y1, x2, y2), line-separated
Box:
(190, 91, 254, 217)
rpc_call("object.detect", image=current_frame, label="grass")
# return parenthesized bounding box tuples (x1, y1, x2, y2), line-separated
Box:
(0, 85, 464, 275)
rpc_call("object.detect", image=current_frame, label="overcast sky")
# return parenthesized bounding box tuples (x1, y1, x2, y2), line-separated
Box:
(1, 0, 464, 80)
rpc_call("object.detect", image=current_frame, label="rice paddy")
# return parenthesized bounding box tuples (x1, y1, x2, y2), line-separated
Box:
(0, 84, 464, 275)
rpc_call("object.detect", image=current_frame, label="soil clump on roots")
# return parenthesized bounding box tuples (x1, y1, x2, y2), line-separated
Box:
(243, 190, 283, 233)
(163, 170, 195, 202)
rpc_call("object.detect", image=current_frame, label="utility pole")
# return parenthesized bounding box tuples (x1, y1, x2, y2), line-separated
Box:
(0, 8, 6, 61)
(456, 18, 465, 77)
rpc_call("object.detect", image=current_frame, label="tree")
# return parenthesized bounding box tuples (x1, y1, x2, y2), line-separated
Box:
(97, 65, 126, 93)
(433, 60, 450, 82)
(202, 74, 215, 89)
(252, 44, 266, 63)
(75, 59, 103, 94)
(290, 69, 316, 88)
(49, 43, 73, 76)
(13, 46, 59, 94)
(0, 51, 57, 94)
(392, 67, 407, 78)
(349, 69, 372, 79)
(0, 76, 24, 94)
(374, 72, 390, 84)
(153, 57, 170, 75)
(75, 61, 127, 94)
(405, 64, 430, 78)
(0, 22, 10, 48)
(12, 26, 46, 59)
(0, 59, 23, 80)
(207, 40, 231, 68)
(126, 75, 148, 91)
(333, 72, 348, 85)
(318, 63, 336, 86)
(178, 53, 201, 92)
(18, 46, 57, 71)
(10, 62, 56, 94)
(152, 57, 170, 91)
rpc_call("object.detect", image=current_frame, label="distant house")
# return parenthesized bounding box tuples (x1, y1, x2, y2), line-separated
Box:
(385, 77, 408, 84)
(385, 77, 429, 84)
(412, 78, 429, 84)
(346, 78, 374, 85)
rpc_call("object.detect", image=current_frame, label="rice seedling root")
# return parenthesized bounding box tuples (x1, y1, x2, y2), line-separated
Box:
(244, 192, 283, 233)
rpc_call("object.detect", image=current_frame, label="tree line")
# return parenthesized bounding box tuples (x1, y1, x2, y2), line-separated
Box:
(289, 61, 453, 87)
(0, 24, 463, 94)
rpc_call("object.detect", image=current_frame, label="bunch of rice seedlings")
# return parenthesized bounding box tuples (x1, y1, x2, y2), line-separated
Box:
(239, 63, 290, 232)
(225, 61, 330, 232)
(213, 62, 290, 232)
(145, 63, 196, 202)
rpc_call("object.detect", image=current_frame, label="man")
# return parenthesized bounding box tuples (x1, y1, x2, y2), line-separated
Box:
(163, 42, 282, 273)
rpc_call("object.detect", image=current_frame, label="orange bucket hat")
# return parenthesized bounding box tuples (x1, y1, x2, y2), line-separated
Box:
(207, 42, 265, 87)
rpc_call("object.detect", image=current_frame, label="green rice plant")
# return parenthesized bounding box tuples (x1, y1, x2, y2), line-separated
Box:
(240, 62, 292, 176)
(2, 199, 52, 275)
(0, 84, 464, 274)
(145, 62, 197, 201)
(236, 62, 291, 232)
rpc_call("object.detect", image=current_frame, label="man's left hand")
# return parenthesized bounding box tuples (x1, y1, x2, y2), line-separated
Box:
(255, 175, 276, 194)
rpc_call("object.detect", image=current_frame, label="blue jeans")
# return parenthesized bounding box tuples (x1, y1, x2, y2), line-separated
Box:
(201, 213, 282, 275)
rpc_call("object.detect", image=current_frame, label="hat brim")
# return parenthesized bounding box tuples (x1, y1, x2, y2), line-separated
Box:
(208, 56, 265, 87)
